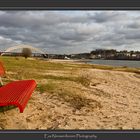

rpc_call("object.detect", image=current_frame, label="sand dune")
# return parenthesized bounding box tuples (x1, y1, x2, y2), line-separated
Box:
(0, 68, 140, 130)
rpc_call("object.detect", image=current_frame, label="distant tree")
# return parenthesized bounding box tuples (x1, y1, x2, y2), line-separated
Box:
(22, 48, 32, 59)
(130, 51, 134, 56)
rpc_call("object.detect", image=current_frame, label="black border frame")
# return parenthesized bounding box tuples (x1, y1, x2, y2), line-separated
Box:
(0, 0, 140, 9)
(1, 130, 140, 140)
(0, 0, 140, 140)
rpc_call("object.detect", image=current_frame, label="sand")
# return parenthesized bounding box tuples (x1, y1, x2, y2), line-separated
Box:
(0, 67, 140, 129)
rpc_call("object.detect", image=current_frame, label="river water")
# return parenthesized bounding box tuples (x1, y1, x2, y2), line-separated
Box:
(86, 59, 140, 68)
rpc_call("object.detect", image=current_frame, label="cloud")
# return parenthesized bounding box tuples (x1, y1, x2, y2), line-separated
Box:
(88, 11, 129, 23)
(127, 22, 140, 29)
(0, 11, 139, 54)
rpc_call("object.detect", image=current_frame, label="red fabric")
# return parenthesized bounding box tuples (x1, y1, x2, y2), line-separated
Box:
(0, 80, 37, 113)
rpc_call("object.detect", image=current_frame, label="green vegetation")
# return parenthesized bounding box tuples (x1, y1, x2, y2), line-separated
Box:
(37, 82, 56, 93)
(37, 83, 101, 110)
(55, 90, 101, 110)
(0, 106, 16, 113)
(41, 75, 91, 87)
(22, 48, 32, 59)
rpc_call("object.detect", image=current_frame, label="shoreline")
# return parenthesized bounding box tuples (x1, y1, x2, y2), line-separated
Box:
(44, 58, 140, 69)
(0, 56, 140, 129)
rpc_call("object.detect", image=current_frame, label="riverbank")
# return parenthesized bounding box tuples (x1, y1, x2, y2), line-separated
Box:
(0, 57, 140, 129)
(46, 59, 140, 68)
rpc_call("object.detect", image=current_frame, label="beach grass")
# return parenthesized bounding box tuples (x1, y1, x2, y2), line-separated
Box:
(0, 56, 139, 111)
(0, 56, 139, 88)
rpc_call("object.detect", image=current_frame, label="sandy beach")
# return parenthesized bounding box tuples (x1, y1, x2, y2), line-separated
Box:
(0, 59, 140, 129)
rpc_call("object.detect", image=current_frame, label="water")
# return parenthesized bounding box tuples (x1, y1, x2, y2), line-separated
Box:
(86, 59, 140, 68)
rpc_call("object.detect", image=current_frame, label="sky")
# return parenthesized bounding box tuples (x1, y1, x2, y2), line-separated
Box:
(0, 11, 140, 54)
